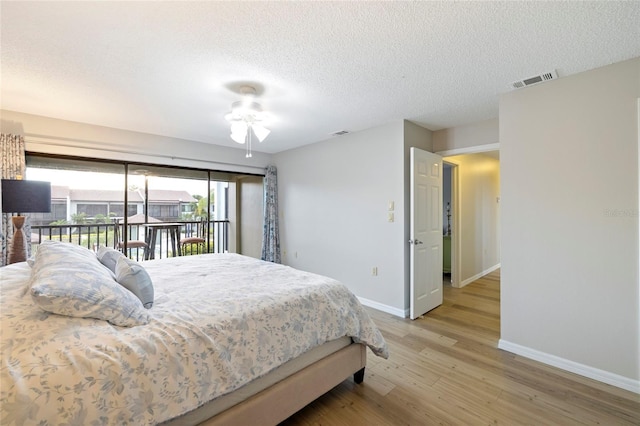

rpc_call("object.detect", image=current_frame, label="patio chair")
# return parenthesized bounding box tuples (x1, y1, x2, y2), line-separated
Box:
(113, 218, 148, 260)
(180, 217, 206, 255)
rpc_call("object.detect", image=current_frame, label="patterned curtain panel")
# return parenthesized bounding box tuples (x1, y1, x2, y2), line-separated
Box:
(261, 165, 281, 263)
(1, 134, 27, 266)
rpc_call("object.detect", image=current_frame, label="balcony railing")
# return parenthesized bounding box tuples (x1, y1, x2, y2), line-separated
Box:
(30, 220, 230, 261)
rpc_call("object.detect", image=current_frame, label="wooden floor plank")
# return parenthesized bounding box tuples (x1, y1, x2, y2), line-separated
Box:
(281, 270, 640, 425)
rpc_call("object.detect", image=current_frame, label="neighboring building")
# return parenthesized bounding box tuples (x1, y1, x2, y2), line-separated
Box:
(71, 189, 143, 220)
(29, 186, 197, 226)
(146, 189, 198, 221)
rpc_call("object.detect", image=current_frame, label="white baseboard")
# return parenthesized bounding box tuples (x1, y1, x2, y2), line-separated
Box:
(358, 264, 502, 315)
(459, 263, 501, 288)
(498, 339, 640, 394)
(358, 297, 407, 318)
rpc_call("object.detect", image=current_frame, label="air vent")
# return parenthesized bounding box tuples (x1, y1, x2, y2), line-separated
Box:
(511, 70, 558, 89)
(331, 130, 350, 137)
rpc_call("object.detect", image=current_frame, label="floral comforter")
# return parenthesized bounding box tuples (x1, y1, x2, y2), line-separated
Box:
(0, 254, 388, 425)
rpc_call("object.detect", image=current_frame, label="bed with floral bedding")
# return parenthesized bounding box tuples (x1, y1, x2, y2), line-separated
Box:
(0, 241, 388, 425)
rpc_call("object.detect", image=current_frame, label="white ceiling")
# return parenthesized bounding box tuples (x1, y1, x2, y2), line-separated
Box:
(2, 1, 639, 155)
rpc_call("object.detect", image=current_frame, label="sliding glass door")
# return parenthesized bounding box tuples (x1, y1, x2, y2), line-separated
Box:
(25, 154, 254, 259)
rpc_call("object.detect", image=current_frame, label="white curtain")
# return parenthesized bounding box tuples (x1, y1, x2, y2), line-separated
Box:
(261, 165, 281, 263)
(1, 134, 27, 266)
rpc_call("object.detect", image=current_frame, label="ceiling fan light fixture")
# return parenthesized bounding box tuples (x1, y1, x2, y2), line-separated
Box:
(224, 85, 272, 157)
(230, 120, 245, 133)
(227, 101, 264, 121)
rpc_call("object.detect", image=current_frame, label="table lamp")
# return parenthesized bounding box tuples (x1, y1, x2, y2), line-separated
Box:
(1, 179, 51, 264)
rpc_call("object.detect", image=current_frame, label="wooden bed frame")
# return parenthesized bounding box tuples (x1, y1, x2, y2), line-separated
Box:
(165, 343, 366, 425)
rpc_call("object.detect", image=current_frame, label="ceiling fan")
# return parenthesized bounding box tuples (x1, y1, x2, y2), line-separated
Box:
(224, 86, 271, 158)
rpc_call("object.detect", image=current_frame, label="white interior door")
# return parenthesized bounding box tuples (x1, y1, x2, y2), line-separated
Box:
(410, 148, 443, 319)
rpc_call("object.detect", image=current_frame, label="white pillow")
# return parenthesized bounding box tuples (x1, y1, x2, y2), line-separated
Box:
(115, 257, 155, 309)
(97, 245, 126, 274)
(29, 240, 150, 327)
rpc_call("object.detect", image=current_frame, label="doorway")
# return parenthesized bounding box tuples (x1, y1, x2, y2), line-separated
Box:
(440, 151, 500, 289)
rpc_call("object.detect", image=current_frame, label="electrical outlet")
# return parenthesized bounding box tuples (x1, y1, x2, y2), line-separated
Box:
(388, 212, 394, 222)
(372, 267, 378, 276)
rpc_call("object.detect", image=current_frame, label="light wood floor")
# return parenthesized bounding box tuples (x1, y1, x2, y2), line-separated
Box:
(281, 270, 640, 425)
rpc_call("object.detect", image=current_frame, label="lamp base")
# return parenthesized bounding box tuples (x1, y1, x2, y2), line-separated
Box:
(8, 216, 28, 264)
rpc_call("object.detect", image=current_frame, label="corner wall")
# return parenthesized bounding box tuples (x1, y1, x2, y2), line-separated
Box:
(274, 121, 408, 315)
(499, 58, 639, 391)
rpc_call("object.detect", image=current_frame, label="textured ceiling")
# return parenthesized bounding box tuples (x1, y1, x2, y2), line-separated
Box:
(1, 1, 639, 154)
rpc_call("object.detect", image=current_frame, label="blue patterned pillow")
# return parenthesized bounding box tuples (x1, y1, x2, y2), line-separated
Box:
(115, 257, 154, 309)
(96, 245, 125, 274)
(29, 240, 150, 327)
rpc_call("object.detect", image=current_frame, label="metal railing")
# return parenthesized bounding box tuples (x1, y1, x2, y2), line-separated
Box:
(30, 220, 230, 260)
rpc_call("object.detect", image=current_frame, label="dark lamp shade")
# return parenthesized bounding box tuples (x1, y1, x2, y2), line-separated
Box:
(1, 179, 52, 213)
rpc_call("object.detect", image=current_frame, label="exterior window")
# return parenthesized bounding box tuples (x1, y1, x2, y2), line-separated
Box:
(110, 203, 138, 217)
(148, 204, 179, 220)
(76, 204, 109, 217)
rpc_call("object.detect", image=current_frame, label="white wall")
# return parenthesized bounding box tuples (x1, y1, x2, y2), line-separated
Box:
(433, 118, 498, 153)
(273, 120, 432, 316)
(274, 121, 408, 314)
(444, 153, 501, 286)
(500, 58, 639, 390)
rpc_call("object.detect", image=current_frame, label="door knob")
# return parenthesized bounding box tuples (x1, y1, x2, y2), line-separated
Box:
(409, 239, 423, 245)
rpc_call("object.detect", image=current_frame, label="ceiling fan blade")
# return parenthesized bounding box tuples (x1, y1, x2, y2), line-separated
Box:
(230, 122, 247, 144)
(252, 124, 271, 143)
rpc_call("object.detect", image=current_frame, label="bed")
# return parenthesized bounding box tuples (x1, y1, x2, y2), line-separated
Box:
(0, 241, 388, 425)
